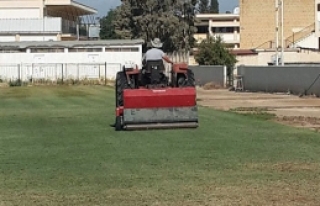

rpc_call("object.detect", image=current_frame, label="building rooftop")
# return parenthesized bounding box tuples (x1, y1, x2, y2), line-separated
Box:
(196, 13, 239, 21)
(45, 0, 98, 16)
(0, 39, 145, 49)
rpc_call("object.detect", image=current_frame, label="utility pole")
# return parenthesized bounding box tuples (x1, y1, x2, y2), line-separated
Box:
(43, 0, 46, 41)
(275, 0, 279, 66)
(281, 0, 284, 66)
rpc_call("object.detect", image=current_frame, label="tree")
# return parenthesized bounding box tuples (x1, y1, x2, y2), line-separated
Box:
(113, 0, 198, 53)
(198, 0, 209, 13)
(209, 0, 219, 13)
(198, 0, 219, 13)
(194, 36, 237, 68)
(99, 9, 120, 39)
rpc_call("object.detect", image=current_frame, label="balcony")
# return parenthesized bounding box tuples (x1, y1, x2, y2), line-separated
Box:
(210, 33, 240, 44)
(0, 17, 88, 37)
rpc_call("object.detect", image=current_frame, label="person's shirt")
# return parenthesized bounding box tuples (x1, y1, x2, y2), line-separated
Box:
(143, 48, 165, 61)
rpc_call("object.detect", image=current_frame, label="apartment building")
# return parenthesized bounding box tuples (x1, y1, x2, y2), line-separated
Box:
(240, 0, 316, 50)
(194, 11, 240, 49)
(0, 0, 98, 42)
(190, 10, 240, 65)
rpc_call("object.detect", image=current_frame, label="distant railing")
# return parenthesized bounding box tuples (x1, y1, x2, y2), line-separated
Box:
(0, 18, 88, 37)
(285, 23, 315, 48)
(0, 18, 62, 33)
(253, 40, 274, 49)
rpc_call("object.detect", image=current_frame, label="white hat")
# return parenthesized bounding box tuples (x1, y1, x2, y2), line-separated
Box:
(151, 38, 163, 48)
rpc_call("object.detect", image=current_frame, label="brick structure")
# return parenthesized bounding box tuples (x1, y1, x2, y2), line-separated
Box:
(240, 0, 315, 49)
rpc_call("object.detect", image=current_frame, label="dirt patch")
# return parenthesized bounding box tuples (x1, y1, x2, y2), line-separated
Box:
(204, 181, 320, 206)
(196, 88, 320, 131)
(0, 83, 8, 87)
(244, 162, 320, 172)
(202, 82, 223, 90)
(275, 116, 320, 131)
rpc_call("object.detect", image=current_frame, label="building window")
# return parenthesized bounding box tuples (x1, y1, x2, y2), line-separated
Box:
(0, 49, 25, 53)
(68, 48, 102, 52)
(212, 27, 235, 33)
(105, 47, 139, 52)
(196, 26, 209, 33)
(30, 48, 64, 53)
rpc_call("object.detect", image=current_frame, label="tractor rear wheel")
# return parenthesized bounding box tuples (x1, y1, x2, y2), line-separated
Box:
(177, 69, 195, 87)
(115, 116, 122, 131)
(115, 71, 129, 107)
(186, 69, 195, 86)
(115, 71, 129, 131)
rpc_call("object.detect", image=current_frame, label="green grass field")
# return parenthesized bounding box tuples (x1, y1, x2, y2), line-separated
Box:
(0, 85, 320, 206)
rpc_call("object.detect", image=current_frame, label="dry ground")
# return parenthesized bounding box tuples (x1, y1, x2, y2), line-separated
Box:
(197, 87, 320, 131)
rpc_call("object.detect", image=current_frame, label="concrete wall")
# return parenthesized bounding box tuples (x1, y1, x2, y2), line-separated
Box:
(237, 65, 320, 96)
(0, 0, 43, 18)
(0, 46, 142, 67)
(293, 33, 318, 49)
(240, 0, 315, 49)
(236, 50, 320, 66)
(0, 63, 122, 82)
(189, 65, 227, 86)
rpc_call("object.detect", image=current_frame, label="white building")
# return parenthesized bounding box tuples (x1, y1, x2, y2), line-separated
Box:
(0, 39, 144, 81)
(189, 10, 241, 65)
(193, 12, 240, 49)
(0, 0, 98, 42)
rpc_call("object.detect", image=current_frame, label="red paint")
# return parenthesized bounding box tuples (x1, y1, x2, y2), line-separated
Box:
(123, 87, 197, 109)
(116, 106, 124, 116)
(173, 63, 188, 73)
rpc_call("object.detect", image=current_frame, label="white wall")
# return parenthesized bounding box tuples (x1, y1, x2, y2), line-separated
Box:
(236, 50, 320, 66)
(0, 45, 143, 81)
(0, 36, 15, 42)
(293, 33, 319, 49)
(0, 49, 142, 65)
(0, 8, 40, 18)
(19, 36, 58, 41)
(0, 35, 58, 42)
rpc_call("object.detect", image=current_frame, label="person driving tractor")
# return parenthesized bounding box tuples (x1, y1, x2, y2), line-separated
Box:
(142, 38, 174, 65)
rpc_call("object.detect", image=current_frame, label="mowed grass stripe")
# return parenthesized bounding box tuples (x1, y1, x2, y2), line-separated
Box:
(0, 86, 320, 205)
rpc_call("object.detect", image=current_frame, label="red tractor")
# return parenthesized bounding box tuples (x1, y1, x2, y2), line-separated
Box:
(114, 60, 198, 131)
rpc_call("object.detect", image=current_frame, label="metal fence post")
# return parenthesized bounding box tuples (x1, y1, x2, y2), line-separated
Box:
(105, 62, 107, 85)
(98, 63, 101, 80)
(32, 63, 34, 84)
(77, 63, 80, 81)
(17, 64, 20, 82)
(62, 64, 64, 84)
(223, 65, 227, 88)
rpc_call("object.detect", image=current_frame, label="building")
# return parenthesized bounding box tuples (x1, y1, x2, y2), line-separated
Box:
(0, 0, 98, 42)
(194, 12, 240, 49)
(0, 39, 144, 81)
(190, 11, 240, 65)
(240, 0, 316, 50)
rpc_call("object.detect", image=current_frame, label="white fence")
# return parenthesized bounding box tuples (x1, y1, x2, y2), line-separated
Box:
(0, 63, 122, 84)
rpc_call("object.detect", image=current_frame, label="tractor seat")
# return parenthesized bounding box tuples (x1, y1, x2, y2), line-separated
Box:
(145, 60, 165, 73)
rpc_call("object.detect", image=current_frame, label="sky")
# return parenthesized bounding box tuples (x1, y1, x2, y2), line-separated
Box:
(77, 0, 239, 17)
